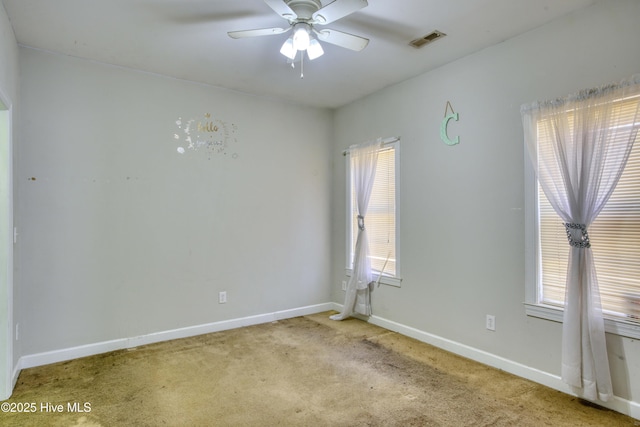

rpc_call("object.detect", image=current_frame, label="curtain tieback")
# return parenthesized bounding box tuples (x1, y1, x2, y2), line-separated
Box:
(357, 215, 365, 231)
(564, 223, 591, 248)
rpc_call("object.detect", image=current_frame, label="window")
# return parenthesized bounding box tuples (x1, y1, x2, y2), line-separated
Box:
(525, 95, 640, 338)
(346, 141, 401, 286)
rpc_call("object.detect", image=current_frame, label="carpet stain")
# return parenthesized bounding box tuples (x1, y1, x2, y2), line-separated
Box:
(1, 312, 636, 426)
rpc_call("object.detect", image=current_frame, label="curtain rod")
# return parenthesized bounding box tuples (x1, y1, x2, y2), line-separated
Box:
(520, 73, 640, 113)
(342, 136, 400, 156)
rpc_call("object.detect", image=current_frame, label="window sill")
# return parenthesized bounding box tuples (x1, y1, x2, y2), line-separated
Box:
(525, 303, 640, 340)
(345, 269, 402, 288)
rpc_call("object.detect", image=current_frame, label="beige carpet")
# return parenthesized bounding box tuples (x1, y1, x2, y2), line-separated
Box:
(1, 312, 637, 426)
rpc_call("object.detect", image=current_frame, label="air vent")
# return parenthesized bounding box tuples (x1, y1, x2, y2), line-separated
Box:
(409, 30, 446, 48)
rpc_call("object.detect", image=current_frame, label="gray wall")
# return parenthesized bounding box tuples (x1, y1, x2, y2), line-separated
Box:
(16, 48, 333, 355)
(0, 3, 17, 101)
(331, 0, 640, 406)
(0, 1, 18, 401)
(5, 0, 640, 416)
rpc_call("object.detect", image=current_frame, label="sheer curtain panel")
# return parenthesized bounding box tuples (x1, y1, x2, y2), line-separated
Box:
(521, 74, 640, 401)
(331, 139, 382, 321)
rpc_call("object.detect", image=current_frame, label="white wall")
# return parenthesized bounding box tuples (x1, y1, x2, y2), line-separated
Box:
(7, 0, 640, 417)
(0, 1, 18, 401)
(332, 0, 640, 413)
(17, 48, 333, 356)
(0, 4, 17, 102)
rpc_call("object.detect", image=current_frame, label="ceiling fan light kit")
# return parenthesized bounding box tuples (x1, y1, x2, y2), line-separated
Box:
(292, 23, 311, 51)
(228, 0, 369, 76)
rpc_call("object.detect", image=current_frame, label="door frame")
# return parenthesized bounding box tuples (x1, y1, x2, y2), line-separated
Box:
(0, 88, 14, 400)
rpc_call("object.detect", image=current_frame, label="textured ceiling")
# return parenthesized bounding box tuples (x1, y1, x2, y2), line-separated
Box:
(2, 0, 597, 108)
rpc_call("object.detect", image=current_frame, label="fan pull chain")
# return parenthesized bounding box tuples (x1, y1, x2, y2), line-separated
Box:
(300, 52, 304, 79)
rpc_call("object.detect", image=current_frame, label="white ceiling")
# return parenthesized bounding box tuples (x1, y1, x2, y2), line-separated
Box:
(2, 0, 597, 109)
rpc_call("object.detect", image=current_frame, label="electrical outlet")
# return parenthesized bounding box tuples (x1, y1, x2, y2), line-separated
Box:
(219, 291, 227, 304)
(341, 280, 347, 291)
(486, 314, 496, 331)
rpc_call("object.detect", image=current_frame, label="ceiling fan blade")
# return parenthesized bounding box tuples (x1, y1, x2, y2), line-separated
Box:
(228, 27, 290, 39)
(264, 0, 297, 21)
(316, 28, 369, 51)
(313, 0, 368, 25)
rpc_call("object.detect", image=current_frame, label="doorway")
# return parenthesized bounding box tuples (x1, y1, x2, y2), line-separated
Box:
(0, 96, 13, 400)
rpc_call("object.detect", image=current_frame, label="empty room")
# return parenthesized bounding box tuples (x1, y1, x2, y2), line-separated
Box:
(1, 0, 639, 425)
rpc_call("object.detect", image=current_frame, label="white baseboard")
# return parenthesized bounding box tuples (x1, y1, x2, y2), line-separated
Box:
(364, 311, 640, 421)
(11, 360, 20, 390)
(17, 302, 334, 371)
(13, 302, 640, 420)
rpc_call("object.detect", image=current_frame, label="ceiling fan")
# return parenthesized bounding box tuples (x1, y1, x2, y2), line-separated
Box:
(228, 0, 369, 66)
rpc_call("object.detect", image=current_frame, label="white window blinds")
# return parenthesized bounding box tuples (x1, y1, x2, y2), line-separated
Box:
(538, 95, 640, 322)
(350, 145, 397, 277)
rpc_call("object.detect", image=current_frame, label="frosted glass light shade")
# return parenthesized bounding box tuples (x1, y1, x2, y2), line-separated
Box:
(293, 26, 310, 51)
(307, 39, 324, 60)
(280, 37, 296, 60)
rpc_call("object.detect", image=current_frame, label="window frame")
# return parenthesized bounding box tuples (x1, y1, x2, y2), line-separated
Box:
(345, 140, 402, 287)
(524, 145, 640, 340)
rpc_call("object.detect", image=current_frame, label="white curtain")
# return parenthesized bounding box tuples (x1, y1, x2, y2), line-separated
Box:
(331, 139, 382, 321)
(521, 75, 640, 401)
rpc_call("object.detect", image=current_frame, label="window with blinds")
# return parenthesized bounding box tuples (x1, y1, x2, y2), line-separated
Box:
(348, 143, 399, 280)
(537, 96, 640, 323)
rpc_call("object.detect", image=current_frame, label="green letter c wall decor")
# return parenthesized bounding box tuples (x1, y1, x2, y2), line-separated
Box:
(440, 101, 460, 146)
